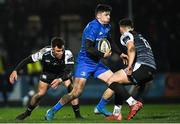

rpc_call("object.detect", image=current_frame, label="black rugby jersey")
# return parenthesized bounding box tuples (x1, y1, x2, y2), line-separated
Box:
(15, 46, 74, 81)
(120, 32, 156, 69)
(31, 46, 74, 74)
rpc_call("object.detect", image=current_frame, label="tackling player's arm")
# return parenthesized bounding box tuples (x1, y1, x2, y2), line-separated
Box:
(60, 65, 73, 81)
(127, 41, 136, 67)
(51, 50, 74, 89)
(9, 48, 45, 84)
(125, 41, 136, 75)
(51, 64, 73, 89)
(121, 33, 136, 75)
(108, 38, 129, 65)
(9, 56, 35, 84)
(14, 56, 34, 72)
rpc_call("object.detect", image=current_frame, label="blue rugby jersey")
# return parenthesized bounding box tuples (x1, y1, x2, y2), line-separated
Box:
(77, 19, 111, 64)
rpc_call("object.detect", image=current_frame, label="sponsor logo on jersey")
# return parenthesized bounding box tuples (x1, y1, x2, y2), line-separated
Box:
(99, 32, 103, 35)
(80, 71, 86, 76)
(45, 60, 50, 63)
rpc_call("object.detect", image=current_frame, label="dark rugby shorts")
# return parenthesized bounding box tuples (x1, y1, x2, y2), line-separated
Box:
(40, 72, 67, 84)
(128, 64, 156, 85)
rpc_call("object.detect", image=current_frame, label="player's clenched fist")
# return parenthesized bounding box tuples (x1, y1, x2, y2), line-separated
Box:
(103, 50, 112, 58)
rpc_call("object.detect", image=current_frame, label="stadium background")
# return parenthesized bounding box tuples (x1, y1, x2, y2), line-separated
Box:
(0, 0, 180, 106)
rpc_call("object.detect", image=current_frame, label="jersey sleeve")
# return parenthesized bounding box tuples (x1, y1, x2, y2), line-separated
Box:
(65, 50, 74, 64)
(31, 46, 51, 62)
(84, 24, 97, 42)
(121, 32, 134, 46)
(107, 24, 111, 39)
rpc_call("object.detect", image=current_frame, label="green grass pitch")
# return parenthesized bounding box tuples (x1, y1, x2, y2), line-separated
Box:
(0, 104, 180, 123)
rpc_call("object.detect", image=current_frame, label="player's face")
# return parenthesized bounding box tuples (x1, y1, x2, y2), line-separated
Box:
(97, 11, 111, 24)
(52, 46, 65, 59)
(119, 26, 126, 34)
(120, 26, 132, 34)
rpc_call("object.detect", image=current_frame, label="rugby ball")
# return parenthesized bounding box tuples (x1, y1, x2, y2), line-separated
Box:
(98, 38, 111, 53)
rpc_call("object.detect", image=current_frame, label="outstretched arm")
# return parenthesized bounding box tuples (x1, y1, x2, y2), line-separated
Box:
(9, 56, 34, 84)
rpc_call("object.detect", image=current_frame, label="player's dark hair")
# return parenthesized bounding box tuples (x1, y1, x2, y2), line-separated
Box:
(51, 37, 65, 48)
(95, 4, 112, 16)
(119, 18, 134, 28)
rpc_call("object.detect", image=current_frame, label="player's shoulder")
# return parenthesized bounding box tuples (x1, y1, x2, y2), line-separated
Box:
(122, 32, 133, 38)
(90, 19, 98, 25)
(87, 19, 101, 29)
(38, 46, 51, 56)
(121, 32, 134, 41)
(65, 49, 73, 57)
(120, 32, 135, 46)
(65, 49, 74, 64)
(31, 46, 51, 61)
(31, 46, 51, 55)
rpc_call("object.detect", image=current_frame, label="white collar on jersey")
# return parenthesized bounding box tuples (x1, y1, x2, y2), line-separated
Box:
(50, 50, 55, 58)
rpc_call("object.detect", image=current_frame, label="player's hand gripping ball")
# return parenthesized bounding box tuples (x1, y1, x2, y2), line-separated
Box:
(98, 38, 111, 53)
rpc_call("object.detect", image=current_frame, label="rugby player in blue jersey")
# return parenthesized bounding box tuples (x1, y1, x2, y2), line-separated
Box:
(45, 4, 140, 121)
(45, 4, 113, 120)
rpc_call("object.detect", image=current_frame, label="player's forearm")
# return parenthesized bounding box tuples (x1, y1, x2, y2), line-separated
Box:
(14, 56, 34, 72)
(59, 64, 73, 82)
(127, 46, 135, 68)
(85, 39, 104, 58)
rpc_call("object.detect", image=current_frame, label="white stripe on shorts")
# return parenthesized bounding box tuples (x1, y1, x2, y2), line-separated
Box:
(133, 62, 141, 72)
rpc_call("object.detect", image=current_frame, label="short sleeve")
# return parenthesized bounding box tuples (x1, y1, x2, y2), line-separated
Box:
(65, 50, 74, 64)
(31, 47, 51, 62)
(120, 32, 134, 46)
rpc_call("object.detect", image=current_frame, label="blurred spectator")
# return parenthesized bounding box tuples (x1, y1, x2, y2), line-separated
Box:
(0, 33, 12, 106)
(1, 0, 179, 72)
(19, 15, 49, 58)
(17, 15, 47, 106)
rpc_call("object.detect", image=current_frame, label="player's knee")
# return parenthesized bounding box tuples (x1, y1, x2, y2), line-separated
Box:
(37, 91, 46, 97)
(107, 78, 114, 85)
(72, 90, 82, 98)
(108, 76, 124, 85)
(67, 83, 73, 93)
(72, 92, 80, 98)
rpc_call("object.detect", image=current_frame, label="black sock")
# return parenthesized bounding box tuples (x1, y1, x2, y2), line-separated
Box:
(26, 105, 36, 114)
(72, 105, 81, 118)
(67, 84, 82, 118)
(109, 82, 130, 101)
(136, 84, 146, 102)
(67, 82, 73, 93)
(114, 93, 123, 106)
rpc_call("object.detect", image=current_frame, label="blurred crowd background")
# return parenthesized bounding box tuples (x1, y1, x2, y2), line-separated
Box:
(0, 0, 180, 106)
